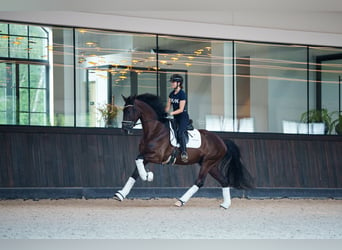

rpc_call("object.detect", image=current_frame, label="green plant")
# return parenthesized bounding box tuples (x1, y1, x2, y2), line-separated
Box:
(331, 111, 342, 135)
(300, 108, 333, 134)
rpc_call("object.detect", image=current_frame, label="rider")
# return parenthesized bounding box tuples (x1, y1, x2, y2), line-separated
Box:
(165, 74, 189, 162)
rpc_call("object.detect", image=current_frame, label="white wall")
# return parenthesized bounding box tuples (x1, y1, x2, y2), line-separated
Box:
(1, 11, 342, 48)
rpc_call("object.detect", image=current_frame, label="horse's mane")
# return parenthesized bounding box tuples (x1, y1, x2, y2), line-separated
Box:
(135, 93, 168, 122)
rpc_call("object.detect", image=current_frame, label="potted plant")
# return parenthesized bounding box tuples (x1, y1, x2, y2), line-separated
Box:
(331, 111, 342, 135)
(97, 103, 119, 127)
(300, 108, 333, 134)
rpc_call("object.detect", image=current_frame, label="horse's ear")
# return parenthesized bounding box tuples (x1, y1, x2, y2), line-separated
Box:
(122, 94, 127, 102)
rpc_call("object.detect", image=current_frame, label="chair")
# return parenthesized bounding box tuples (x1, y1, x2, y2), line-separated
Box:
(238, 117, 254, 132)
(221, 117, 238, 132)
(282, 120, 298, 134)
(205, 115, 222, 131)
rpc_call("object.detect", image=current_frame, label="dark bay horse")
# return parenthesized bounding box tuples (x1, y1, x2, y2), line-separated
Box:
(115, 93, 254, 208)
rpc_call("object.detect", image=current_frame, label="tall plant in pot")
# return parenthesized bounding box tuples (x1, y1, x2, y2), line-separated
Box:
(98, 103, 120, 127)
(331, 111, 342, 135)
(300, 108, 333, 134)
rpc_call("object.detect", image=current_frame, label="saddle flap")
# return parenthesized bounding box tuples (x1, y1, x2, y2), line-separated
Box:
(169, 121, 201, 148)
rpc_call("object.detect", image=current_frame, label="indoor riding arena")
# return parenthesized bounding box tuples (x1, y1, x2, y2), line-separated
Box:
(1, 2, 342, 246)
(0, 126, 341, 239)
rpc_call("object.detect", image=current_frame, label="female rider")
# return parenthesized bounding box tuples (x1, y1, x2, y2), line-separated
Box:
(165, 74, 189, 162)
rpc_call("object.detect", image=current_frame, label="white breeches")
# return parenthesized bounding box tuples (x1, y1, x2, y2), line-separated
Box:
(136, 158, 154, 182)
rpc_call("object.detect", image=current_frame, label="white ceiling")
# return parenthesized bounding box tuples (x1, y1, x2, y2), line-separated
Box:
(2, 0, 342, 35)
(86, 9, 342, 34)
(78, 0, 341, 34)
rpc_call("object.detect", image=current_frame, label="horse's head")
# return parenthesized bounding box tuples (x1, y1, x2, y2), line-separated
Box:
(121, 95, 140, 135)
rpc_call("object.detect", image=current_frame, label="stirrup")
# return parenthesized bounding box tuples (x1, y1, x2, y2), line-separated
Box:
(181, 151, 188, 162)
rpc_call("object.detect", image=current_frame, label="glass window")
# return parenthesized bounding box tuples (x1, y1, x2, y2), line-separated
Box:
(28, 37, 48, 60)
(10, 35, 28, 59)
(30, 113, 47, 125)
(0, 35, 8, 57)
(0, 23, 50, 126)
(50, 27, 75, 127)
(0, 63, 16, 125)
(0, 21, 341, 136)
(9, 24, 27, 36)
(19, 64, 29, 87)
(0, 23, 8, 34)
(157, 35, 233, 131)
(19, 88, 29, 112)
(0, 64, 7, 123)
(75, 28, 156, 127)
(29, 26, 48, 37)
(308, 46, 342, 135)
(30, 65, 46, 88)
(235, 42, 307, 133)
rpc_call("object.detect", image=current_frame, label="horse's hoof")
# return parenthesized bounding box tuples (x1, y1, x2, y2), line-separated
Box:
(220, 203, 230, 209)
(147, 172, 154, 182)
(174, 200, 184, 207)
(114, 192, 124, 201)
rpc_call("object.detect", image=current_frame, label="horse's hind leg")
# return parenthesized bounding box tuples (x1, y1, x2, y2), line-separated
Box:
(175, 185, 200, 207)
(209, 167, 231, 209)
(175, 161, 213, 207)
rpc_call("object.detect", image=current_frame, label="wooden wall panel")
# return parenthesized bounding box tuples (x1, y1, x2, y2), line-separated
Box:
(0, 126, 341, 189)
(219, 133, 342, 188)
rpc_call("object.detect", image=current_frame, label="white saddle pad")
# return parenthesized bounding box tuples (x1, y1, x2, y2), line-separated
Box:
(169, 122, 201, 148)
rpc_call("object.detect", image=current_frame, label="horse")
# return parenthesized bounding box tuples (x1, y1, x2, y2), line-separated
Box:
(114, 93, 254, 208)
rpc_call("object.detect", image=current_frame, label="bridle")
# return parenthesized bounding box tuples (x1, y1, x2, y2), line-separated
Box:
(121, 103, 162, 130)
(121, 104, 137, 128)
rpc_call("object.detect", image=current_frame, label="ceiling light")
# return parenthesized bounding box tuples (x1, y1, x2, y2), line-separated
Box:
(85, 41, 97, 46)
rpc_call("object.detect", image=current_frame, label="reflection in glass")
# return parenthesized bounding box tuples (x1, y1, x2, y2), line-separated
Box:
(0, 21, 341, 136)
(235, 42, 307, 133)
(75, 28, 156, 127)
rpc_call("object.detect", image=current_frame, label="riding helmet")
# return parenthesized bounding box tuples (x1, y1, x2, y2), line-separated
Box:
(169, 74, 183, 85)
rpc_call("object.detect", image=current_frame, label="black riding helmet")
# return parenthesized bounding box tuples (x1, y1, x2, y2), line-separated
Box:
(169, 74, 183, 85)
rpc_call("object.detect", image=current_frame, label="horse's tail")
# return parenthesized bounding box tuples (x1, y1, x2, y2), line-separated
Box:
(218, 139, 255, 189)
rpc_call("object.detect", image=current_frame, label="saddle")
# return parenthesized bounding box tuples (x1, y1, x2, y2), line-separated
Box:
(162, 120, 201, 165)
(168, 120, 201, 149)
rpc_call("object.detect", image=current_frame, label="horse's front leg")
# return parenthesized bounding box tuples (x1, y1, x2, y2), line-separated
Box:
(114, 167, 138, 201)
(114, 155, 153, 201)
(135, 155, 154, 182)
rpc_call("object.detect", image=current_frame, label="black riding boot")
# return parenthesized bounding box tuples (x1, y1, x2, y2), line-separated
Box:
(179, 135, 188, 163)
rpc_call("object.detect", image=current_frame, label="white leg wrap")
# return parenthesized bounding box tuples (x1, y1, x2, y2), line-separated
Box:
(179, 185, 199, 204)
(136, 158, 153, 182)
(220, 187, 231, 209)
(115, 177, 136, 201)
